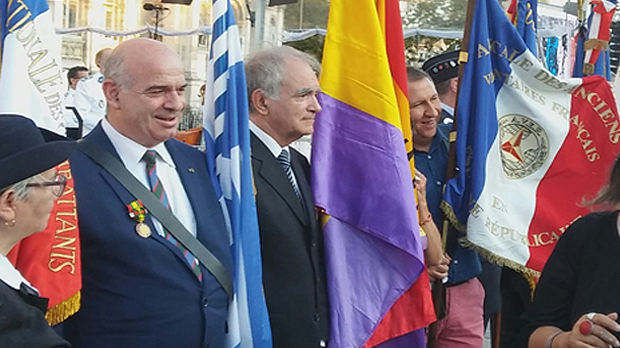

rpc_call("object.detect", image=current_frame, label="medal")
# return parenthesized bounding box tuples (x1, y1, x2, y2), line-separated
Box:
(135, 222, 152, 238)
(127, 200, 150, 238)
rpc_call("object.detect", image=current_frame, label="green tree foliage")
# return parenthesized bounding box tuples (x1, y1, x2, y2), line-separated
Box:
(284, 35, 325, 62)
(283, 0, 330, 30)
(402, 0, 467, 30)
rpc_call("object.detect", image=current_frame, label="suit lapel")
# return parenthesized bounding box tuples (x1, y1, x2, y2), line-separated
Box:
(86, 126, 200, 280)
(251, 134, 308, 226)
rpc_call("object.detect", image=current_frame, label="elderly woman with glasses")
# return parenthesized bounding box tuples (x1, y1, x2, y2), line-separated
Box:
(0, 115, 75, 348)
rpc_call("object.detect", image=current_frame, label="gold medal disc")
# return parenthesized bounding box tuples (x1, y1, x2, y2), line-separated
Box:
(136, 222, 152, 238)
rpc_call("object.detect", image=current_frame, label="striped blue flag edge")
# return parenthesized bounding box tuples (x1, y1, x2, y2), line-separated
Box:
(203, 0, 273, 347)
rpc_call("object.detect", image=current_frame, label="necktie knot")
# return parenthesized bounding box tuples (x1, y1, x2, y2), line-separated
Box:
(143, 150, 157, 169)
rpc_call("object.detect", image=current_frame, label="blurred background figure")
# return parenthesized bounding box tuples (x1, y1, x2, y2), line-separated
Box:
(63, 66, 89, 138)
(74, 48, 112, 136)
(0, 115, 76, 348)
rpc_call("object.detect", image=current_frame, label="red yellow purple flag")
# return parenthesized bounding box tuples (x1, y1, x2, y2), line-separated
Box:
(311, 0, 435, 346)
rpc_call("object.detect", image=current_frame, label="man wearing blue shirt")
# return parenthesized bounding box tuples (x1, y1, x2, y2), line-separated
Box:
(407, 66, 484, 348)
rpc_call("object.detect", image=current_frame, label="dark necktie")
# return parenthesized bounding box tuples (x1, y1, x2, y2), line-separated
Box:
(278, 149, 304, 205)
(143, 150, 202, 281)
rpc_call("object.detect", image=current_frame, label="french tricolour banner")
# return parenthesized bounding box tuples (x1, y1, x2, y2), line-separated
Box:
(1, 0, 82, 325)
(203, 0, 272, 347)
(0, 0, 65, 133)
(312, 0, 433, 347)
(442, 0, 620, 275)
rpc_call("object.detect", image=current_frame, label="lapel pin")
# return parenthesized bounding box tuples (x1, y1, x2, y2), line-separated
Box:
(188, 168, 195, 173)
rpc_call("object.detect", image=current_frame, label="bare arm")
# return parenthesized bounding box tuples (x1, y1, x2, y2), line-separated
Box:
(415, 171, 442, 267)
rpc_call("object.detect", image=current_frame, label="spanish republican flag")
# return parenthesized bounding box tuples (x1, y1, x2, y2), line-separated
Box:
(1, 0, 81, 325)
(311, 0, 435, 347)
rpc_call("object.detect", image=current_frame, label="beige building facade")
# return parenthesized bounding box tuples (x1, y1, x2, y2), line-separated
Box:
(48, 0, 285, 128)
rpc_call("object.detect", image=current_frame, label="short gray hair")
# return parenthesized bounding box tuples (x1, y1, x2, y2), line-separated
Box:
(245, 46, 321, 112)
(0, 176, 38, 202)
(103, 49, 129, 90)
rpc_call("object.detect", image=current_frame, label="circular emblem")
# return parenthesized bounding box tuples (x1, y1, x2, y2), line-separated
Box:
(136, 222, 152, 238)
(498, 114, 549, 179)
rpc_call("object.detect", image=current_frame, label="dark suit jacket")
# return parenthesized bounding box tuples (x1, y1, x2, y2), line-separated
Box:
(251, 134, 329, 348)
(440, 108, 453, 124)
(0, 281, 70, 348)
(64, 124, 233, 348)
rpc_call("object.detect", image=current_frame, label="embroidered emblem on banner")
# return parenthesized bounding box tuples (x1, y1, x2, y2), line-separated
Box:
(499, 114, 549, 179)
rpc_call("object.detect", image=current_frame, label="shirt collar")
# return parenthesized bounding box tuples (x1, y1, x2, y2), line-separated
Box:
(0, 253, 33, 291)
(440, 103, 454, 117)
(101, 118, 175, 168)
(249, 121, 290, 158)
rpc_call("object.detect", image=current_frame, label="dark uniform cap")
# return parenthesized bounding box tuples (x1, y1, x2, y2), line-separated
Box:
(422, 50, 460, 85)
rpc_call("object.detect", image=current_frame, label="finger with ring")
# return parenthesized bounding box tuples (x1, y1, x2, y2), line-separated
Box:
(579, 319, 593, 335)
(587, 312, 596, 321)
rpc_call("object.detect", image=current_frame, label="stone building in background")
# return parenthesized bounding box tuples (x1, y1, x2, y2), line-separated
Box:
(48, 0, 285, 129)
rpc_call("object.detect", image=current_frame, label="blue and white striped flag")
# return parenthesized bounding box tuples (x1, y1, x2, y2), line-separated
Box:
(203, 1, 273, 347)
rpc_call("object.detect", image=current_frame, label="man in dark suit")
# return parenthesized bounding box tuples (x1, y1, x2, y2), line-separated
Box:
(64, 38, 233, 348)
(245, 46, 329, 348)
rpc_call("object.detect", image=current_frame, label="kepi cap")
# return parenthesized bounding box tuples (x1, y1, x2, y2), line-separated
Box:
(422, 50, 460, 85)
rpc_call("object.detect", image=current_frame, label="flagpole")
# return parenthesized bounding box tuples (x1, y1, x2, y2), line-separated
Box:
(427, 0, 478, 346)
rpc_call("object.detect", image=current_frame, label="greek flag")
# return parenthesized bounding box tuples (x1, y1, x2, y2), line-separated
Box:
(203, 1, 272, 347)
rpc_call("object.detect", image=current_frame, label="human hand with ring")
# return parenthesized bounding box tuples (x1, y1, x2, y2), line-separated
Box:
(564, 312, 620, 348)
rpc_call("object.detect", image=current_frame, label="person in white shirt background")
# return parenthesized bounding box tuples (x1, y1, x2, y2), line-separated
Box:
(62, 66, 88, 129)
(73, 48, 112, 136)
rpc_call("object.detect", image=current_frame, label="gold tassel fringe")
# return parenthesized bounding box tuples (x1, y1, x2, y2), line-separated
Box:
(45, 291, 81, 326)
(459, 238, 541, 279)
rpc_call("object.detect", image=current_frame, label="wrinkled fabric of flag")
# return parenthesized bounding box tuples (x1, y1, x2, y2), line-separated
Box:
(442, 0, 620, 275)
(312, 0, 432, 347)
(203, 0, 272, 347)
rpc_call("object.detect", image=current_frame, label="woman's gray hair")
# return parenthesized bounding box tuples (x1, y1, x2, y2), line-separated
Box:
(245, 46, 321, 112)
(0, 176, 38, 202)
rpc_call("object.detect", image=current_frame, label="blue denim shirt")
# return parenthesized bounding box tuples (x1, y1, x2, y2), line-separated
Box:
(413, 129, 481, 285)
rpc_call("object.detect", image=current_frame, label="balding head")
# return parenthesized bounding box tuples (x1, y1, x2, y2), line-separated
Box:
(102, 38, 187, 148)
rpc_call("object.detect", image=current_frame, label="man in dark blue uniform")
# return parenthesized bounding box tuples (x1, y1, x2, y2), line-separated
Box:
(407, 66, 484, 347)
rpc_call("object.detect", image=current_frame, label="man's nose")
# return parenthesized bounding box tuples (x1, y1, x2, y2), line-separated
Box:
(164, 91, 186, 110)
(309, 93, 322, 113)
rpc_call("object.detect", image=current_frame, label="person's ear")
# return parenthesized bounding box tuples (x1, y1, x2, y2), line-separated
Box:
(250, 89, 270, 115)
(0, 190, 17, 225)
(450, 78, 458, 93)
(102, 80, 121, 109)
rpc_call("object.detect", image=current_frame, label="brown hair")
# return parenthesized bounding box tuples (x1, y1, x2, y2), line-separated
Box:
(588, 157, 620, 209)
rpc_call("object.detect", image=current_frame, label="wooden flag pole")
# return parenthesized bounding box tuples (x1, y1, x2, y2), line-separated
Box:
(426, 0, 478, 346)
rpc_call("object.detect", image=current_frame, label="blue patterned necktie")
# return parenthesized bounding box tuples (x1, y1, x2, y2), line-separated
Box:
(278, 149, 304, 205)
(143, 150, 202, 281)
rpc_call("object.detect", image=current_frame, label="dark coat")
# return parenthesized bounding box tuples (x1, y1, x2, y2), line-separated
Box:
(63, 124, 233, 348)
(0, 281, 70, 348)
(251, 134, 329, 348)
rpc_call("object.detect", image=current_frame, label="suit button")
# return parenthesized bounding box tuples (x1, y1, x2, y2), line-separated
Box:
(314, 313, 321, 322)
(202, 298, 209, 307)
(311, 240, 317, 247)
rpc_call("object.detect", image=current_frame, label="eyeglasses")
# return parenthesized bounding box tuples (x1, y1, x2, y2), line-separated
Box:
(26, 174, 68, 198)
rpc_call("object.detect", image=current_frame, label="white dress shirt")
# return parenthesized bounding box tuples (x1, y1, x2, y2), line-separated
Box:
(102, 118, 197, 238)
(0, 253, 35, 292)
(250, 121, 300, 189)
(63, 89, 79, 128)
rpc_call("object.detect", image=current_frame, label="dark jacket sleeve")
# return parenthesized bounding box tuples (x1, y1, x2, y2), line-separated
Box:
(0, 282, 71, 348)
